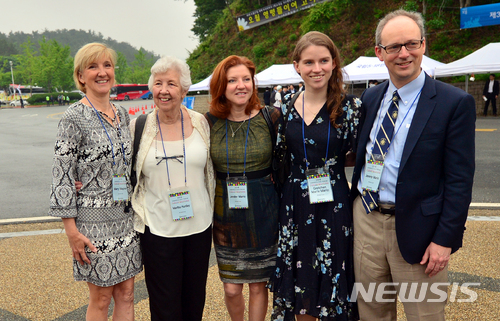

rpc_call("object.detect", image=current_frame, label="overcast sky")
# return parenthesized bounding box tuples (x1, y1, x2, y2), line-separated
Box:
(0, 0, 199, 61)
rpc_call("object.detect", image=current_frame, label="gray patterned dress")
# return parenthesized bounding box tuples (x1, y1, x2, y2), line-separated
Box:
(49, 101, 142, 287)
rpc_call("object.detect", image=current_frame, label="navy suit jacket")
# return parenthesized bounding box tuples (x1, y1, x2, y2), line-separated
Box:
(351, 74, 476, 264)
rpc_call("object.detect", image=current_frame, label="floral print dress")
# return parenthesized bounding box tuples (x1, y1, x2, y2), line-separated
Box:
(269, 95, 361, 320)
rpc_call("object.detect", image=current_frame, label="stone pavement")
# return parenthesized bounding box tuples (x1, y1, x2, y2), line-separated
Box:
(0, 209, 499, 321)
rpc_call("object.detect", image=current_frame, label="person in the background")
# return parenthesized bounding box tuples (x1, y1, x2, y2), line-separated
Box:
(269, 31, 360, 321)
(264, 87, 271, 107)
(368, 79, 379, 88)
(297, 81, 304, 92)
(206, 55, 280, 321)
(49, 42, 142, 321)
(483, 73, 499, 116)
(273, 85, 282, 109)
(351, 10, 475, 320)
(130, 56, 215, 320)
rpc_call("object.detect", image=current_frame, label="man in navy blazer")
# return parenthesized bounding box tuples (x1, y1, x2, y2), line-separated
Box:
(351, 10, 475, 320)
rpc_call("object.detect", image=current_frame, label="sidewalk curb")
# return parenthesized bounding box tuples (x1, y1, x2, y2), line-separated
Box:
(1, 203, 499, 226)
(0, 216, 60, 225)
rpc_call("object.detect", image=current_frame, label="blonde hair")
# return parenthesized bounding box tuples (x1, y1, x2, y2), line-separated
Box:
(73, 43, 117, 93)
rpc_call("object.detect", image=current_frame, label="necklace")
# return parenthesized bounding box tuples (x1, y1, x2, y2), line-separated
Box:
(305, 105, 322, 118)
(97, 109, 117, 123)
(229, 120, 246, 137)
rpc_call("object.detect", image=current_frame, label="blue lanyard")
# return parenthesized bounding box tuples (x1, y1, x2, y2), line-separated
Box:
(369, 88, 422, 160)
(225, 115, 251, 178)
(157, 110, 187, 188)
(87, 97, 126, 166)
(301, 92, 330, 170)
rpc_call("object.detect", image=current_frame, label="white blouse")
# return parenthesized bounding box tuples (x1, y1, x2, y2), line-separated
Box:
(142, 130, 212, 237)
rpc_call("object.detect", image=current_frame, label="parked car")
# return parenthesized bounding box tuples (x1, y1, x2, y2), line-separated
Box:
(9, 99, 28, 107)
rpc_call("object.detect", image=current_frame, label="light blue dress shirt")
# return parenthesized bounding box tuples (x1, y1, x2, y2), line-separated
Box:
(358, 70, 426, 203)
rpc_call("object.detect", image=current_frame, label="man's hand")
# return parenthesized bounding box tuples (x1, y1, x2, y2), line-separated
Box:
(75, 181, 82, 193)
(420, 242, 451, 277)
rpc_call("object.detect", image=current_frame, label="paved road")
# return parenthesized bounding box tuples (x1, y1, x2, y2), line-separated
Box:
(0, 103, 499, 220)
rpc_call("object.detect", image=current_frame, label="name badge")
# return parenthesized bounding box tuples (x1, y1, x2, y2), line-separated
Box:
(362, 159, 384, 192)
(226, 177, 249, 209)
(169, 188, 194, 221)
(305, 167, 334, 204)
(112, 174, 128, 201)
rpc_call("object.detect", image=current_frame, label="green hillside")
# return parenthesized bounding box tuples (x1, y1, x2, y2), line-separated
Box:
(187, 0, 500, 83)
(0, 29, 157, 64)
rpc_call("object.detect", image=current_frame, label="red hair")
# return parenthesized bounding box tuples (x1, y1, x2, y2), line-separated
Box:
(209, 55, 262, 119)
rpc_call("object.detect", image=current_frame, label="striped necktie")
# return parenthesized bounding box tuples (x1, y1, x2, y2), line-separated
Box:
(361, 90, 400, 214)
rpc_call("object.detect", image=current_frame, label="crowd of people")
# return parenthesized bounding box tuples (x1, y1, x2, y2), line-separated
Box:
(49, 9, 475, 321)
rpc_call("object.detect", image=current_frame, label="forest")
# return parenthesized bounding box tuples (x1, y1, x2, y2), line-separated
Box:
(0, 0, 498, 95)
(0, 29, 157, 93)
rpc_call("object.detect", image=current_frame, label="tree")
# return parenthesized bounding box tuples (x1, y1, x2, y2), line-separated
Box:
(128, 48, 153, 84)
(0, 34, 18, 56)
(192, 0, 227, 42)
(36, 37, 73, 92)
(115, 51, 130, 84)
(459, 0, 472, 7)
(19, 37, 38, 94)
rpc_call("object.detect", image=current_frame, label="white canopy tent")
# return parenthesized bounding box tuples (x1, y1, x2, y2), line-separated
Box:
(255, 64, 303, 87)
(434, 43, 500, 77)
(187, 55, 446, 92)
(343, 55, 445, 84)
(188, 75, 212, 92)
(188, 64, 303, 91)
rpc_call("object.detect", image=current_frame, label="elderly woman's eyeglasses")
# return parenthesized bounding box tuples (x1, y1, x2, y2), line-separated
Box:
(156, 155, 184, 165)
(378, 39, 424, 54)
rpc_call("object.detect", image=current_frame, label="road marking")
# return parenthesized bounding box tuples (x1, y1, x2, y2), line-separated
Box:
(476, 129, 497, 132)
(22, 114, 38, 117)
(47, 112, 64, 119)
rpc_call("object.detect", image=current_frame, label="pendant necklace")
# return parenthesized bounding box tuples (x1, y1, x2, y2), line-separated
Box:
(229, 119, 247, 137)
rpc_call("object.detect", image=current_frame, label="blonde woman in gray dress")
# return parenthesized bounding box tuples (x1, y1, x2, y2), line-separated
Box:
(49, 43, 142, 321)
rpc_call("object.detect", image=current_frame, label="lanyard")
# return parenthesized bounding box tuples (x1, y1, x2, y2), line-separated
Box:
(301, 92, 330, 170)
(225, 115, 251, 178)
(369, 88, 422, 161)
(157, 110, 187, 188)
(87, 97, 126, 166)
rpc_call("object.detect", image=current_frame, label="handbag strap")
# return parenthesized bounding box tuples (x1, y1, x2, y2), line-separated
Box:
(261, 107, 277, 146)
(280, 92, 301, 140)
(130, 114, 147, 188)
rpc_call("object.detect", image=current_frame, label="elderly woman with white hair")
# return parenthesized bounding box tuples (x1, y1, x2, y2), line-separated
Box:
(130, 56, 215, 320)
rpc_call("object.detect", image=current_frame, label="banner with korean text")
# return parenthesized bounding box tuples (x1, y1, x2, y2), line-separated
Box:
(236, 0, 329, 31)
(460, 3, 500, 29)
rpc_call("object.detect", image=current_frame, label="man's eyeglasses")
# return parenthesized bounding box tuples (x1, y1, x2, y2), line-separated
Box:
(378, 39, 424, 54)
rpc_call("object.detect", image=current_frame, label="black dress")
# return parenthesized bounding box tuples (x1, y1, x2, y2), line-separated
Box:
(269, 95, 361, 320)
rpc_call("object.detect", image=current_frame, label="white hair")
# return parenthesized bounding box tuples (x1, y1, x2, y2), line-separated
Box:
(148, 56, 192, 92)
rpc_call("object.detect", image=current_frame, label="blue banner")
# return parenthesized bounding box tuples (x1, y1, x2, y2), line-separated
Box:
(182, 96, 195, 110)
(460, 3, 500, 29)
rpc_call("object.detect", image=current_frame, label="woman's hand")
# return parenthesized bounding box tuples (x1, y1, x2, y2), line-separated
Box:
(62, 218, 97, 265)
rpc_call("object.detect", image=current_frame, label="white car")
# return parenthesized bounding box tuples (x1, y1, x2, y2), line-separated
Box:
(9, 99, 28, 107)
